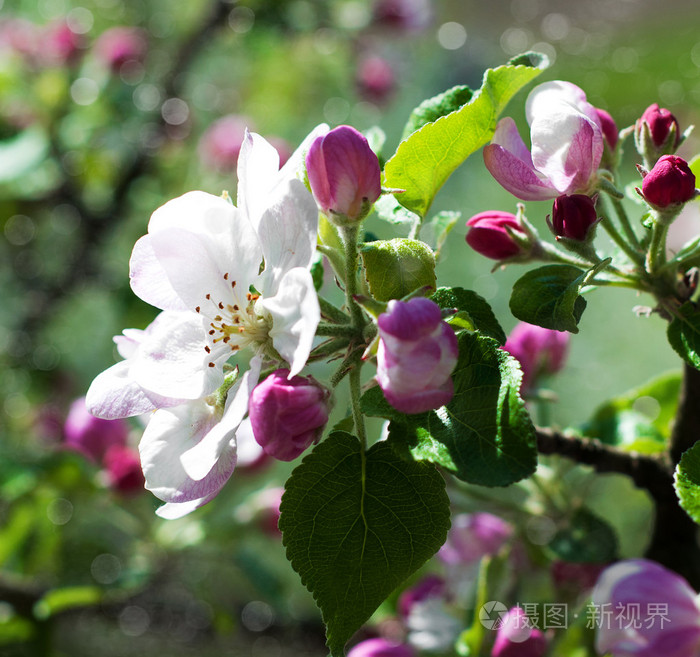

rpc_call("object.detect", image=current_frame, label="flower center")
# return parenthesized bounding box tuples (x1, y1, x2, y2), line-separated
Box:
(195, 272, 271, 367)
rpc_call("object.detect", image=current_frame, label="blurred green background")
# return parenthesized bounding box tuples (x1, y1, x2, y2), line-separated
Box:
(2, 0, 700, 655)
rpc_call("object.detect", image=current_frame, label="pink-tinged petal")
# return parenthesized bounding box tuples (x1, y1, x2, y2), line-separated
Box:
(483, 143, 558, 201)
(129, 312, 223, 400)
(530, 106, 603, 194)
(114, 328, 143, 360)
(263, 268, 321, 377)
(257, 178, 319, 295)
(129, 235, 189, 311)
(180, 357, 262, 481)
(526, 80, 594, 124)
(237, 130, 281, 230)
(139, 400, 238, 511)
(86, 361, 180, 419)
(491, 117, 535, 165)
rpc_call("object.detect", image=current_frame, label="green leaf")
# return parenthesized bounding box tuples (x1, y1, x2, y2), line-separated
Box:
(0, 127, 49, 182)
(384, 52, 548, 217)
(667, 302, 700, 369)
(33, 586, 102, 619)
(509, 264, 589, 333)
(582, 370, 681, 452)
(431, 286, 506, 344)
(675, 441, 700, 524)
(382, 332, 537, 486)
(360, 238, 436, 302)
(423, 210, 461, 257)
(401, 85, 474, 140)
(373, 193, 420, 226)
(280, 432, 450, 657)
(547, 508, 619, 563)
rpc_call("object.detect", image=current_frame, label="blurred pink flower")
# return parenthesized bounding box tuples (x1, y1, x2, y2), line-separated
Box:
(93, 26, 147, 73)
(64, 396, 129, 462)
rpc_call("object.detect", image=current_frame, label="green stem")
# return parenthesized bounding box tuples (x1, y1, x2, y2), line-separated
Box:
(341, 225, 366, 331)
(598, 206, 645, 266)
(315, 322, 356, 338)
(611, 197, 642, 250)
(646, 222, 670, 275)
(318, 297, 351, 324)
(349, 360, 367, 450)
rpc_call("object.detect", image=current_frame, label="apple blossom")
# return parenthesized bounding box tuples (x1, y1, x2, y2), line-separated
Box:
(376, 297, 458, 414)
(103, 444, 145, 495)
(64, 396, 129, 462)
(636, 103, 680, 151)
(484, 80, 604, 201)
(438, 512, 513, 566)
(641, 155, 696, 209)
(550, 194, 598, 241)
(465, 211, 529, 260)
(592, 559, 700, 657)
(491, 606, 547, 657)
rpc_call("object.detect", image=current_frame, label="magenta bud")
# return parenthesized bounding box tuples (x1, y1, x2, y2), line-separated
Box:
(465, 211, 528, 260)
(103, 445, 145, 495)
(94, 26, 147, 73)
(550, 194, 598, 241)
(356, 55, 396, 105)
(398, 574, 446, 619)
(376, 298, 458, 414)
(305, 125, 381, 223)
(592, 559, 700, 657)
(637, 103, 680, 149)
(248, 369, 330, 462)
(641, 155, 696, 208)
(491, 607, 547, 657)
(503, 322, 569, 394)
(348, 638, 416, 657)
(439, 512, 513, 566)
(595, 108, 618, 150)
(64, 397, 129, 462)
(371, 0, 432, 33)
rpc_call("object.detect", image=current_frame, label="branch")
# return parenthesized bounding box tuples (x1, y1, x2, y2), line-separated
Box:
(535, 426, 671, 494)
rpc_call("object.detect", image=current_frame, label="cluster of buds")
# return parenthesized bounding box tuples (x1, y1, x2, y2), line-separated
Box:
(63, 397, 144, 495)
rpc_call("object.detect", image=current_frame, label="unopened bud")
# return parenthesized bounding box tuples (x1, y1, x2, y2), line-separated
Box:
(550, 194, 598, 241)
(641, 155, 696, 209)
(305, 125, 382, 224)
(465, 211, 529, 260)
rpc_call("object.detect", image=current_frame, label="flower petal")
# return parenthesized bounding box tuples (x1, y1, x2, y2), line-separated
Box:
(86, 360, 162, 419)
(257, 178, 320, 295)
(179, 356, 262, 481)
(237, 130, 281, 230)
(129, 235, 189, 311)
(139, 399, 238, 510)
(129, 311, 223, 400)
(263, 268, 320, 377)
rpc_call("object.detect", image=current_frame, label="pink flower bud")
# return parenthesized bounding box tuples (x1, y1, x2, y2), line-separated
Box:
(592, 559, 700, 657)
(550, 194, 598, 241)
(491, 607, 547, 657)
(356, 55, 396, 105)
(348, 638, 416, 657)
(371, 0, 432, 32)
(503, 322, 569, 394)
(642, 155, 696, 208)
(64, 397, 129, 462)
(465, 211, 528, 260)
(248, 369, 330, 462)
(93, 27, 147, 73)
(103, 444, 145, 495)
(198, 115, 254, 172)
(595, 107, 618, 150)
(637, 103, 680, 150)
(376, 298, 458, 414)
(439, 512, 513, 566)
(305, 125, 381, 223)
(398, 574, 446, 619)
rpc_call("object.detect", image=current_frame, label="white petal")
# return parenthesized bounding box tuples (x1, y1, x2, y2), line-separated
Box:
(130, 311, 223, 399)
(257, 178, 319, 295)
(149, 225, 260, 313)
(278, 123, 330, 183)
(129, 235, 189, 311)
(263, 268, 320, 376)
(140, 400, 237, 507)
(180, 356, 262, 481)
(237, 131, 281, 230)
(86, 361, 160, 419)
(148, 190, 237, 237)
